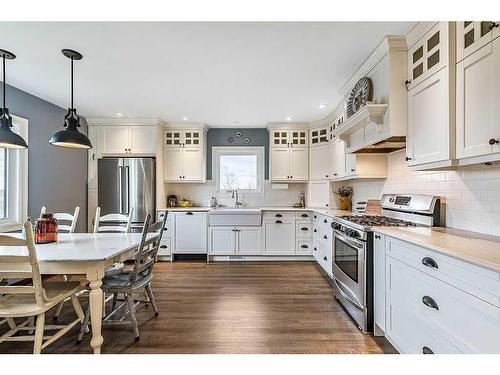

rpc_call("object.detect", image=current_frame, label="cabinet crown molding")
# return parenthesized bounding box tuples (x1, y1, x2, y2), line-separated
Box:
(164, 122, 207, 129)
(332, 104, 388, 138)
(339, 35, 407, 98)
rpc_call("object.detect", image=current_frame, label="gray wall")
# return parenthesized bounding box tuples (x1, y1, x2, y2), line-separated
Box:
(7, 84, 88, 232)
(206, 128, 269, 180)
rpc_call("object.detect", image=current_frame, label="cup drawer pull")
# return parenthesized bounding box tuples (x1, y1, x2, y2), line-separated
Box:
(160, 245, 168, 249)
(300, 214, 309, 218)
(422, 346, 434, 354)
(422, 257, 438, 269)
(300, 245, 309, 249)
(275, 214, 283, 218)
(301, 227, 309, 231)
(422, 295, 439, 310)
(275, 220, 283, 224)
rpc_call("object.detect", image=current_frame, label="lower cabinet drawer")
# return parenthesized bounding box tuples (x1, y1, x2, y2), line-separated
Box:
(296, 240, 312, 255)
(296, 222, 312, 238)
(386, 292, 461, 354)
(296, 212, 312, 220)
(387, 255, 500, 353)
(158, 237, 171, 256)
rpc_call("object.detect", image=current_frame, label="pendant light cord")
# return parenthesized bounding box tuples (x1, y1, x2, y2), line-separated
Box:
(2, 55, 5, 111)
(70, 56, 74, 110)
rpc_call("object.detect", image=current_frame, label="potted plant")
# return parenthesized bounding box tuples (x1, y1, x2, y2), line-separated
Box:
(335, 186, 353, 210)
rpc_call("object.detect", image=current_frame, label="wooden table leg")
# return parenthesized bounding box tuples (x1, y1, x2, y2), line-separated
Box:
(88, 276, 104, 354)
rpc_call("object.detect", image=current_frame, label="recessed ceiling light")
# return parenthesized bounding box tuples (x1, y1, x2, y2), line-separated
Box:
(286, 116, 292, 122)
(116, 112, 125, 117)
(319, 104, 326, 109)
(183, 117, 189, 121)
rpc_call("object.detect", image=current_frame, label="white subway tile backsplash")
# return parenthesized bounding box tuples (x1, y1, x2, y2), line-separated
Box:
(344, 149, 500, 236)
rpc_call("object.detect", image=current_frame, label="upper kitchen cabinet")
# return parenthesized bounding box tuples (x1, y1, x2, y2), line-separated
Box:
(456, 21, 500, 63)
(269, 124, 309, 182)
(100, 125, 156, 156)
(163, 124, 207, 182)
(405, 22, 457, 170)
(333, 36, 407, 154)
(456, 35, 500, 165)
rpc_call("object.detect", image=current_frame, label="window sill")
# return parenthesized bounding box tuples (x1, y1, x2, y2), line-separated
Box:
(0, 221, 24, 233)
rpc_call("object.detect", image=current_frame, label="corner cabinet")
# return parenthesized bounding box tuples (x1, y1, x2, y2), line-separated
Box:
(163, 126, 206, 182)
(405, 22, 457, 170)
(456, 36, 500, 165)
(100, 125, 156, 156)
(269, 126, 309, 182)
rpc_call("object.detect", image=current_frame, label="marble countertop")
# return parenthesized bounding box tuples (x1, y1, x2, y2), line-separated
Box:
(372, 226, 500, 272)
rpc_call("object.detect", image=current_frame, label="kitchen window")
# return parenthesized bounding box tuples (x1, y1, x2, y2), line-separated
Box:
(213, 146, 264, 195)
(0, 115, 28, 232)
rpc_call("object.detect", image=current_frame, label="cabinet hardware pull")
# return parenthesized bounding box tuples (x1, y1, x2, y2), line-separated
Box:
(404, 79, 411, 90)
(323, 235, 327, 239)
(422, 346, 434, 354)
(290, 176, 293, 178)
(489, 22, 499, 30)
(323, 219, 327, 223)
(323, 256, 327, 261)
(333, 173, 338, 176)
(405, 156, 412, 161)
(313, 215, 317, 219)
(186, 212, 193, 215)
(488, 138, 499, 145)
(422, 295, 439, 310)
(301, 227, 308, 231)
(300, 214, 308, 218)
(301, 245, 308, 248)
(313, 229, 317, 233)
(374, 234, 381, 239)
(325, 204, 329, 207)
(422, 257, 438, 269)
(160, 245, 167, 249)
(275, 220, 283, 224)
(350, 169, 355, 172)
(92, 153, 95, 161)
(325, 174, 329, 178)
(275, 214, 283, 217)
(313, 247, 317, 251)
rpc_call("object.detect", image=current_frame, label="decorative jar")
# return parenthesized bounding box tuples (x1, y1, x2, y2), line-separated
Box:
(35, 213, 58, 244)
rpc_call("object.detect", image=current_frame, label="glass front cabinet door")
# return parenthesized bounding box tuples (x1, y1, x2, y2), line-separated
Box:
(457, 21, 500, 62)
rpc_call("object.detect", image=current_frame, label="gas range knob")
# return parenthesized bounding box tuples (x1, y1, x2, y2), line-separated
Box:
(332, 222, 342, 230)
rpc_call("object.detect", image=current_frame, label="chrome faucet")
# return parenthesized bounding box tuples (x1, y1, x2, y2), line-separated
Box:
(232, 189, 243, 208)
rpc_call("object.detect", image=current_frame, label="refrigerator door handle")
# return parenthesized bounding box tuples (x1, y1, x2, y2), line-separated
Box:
(125, 165, 130, 215)
(118, 166, 123, 214)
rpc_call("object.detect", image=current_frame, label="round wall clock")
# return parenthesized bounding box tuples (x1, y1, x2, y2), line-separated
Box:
(346, 77, 372, 118)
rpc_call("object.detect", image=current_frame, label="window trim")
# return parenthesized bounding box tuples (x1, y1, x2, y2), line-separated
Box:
(212, 146, 264, 196)
(0, 115, 28, 232)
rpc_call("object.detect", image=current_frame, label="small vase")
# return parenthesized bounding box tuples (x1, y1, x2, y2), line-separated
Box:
(339, 196, 351, 210)
(35, 213, 58, 244)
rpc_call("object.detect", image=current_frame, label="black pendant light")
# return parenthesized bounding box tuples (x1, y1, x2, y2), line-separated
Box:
(49, 49, 92, 149)
(0, 49, 28, 149)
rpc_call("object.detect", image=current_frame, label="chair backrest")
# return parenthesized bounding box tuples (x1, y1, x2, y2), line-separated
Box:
(93, 206, 134, 233)
(40, 206, 80, 233)
(127, 213, 168, 286)
(0, 221, 47, 307)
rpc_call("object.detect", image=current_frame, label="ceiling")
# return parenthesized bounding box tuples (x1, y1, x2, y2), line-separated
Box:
(0, 22, 415, 125)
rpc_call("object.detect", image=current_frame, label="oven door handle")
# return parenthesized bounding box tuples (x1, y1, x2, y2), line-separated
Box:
(333, 277, 363, 310)
(334, 230, 364, 249)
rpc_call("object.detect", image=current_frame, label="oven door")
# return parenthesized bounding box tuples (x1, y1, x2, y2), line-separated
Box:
(332, 230, 366, 309)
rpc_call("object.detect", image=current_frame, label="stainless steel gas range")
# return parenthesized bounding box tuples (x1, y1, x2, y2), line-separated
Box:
(331, 194, 441, 334)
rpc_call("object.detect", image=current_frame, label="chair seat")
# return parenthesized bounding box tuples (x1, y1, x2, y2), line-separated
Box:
(102, 271, 152, 292)
(0, 281, 84, 318)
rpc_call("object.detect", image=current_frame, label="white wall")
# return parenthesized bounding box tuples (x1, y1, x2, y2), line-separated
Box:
(332, 149, 500, 236)
(164, 181, 306, 208)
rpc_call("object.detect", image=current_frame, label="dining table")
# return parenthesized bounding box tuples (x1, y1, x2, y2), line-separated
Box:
(0, 232, 146, 354)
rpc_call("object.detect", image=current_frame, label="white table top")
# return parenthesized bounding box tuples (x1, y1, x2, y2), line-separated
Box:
(0, 233, 145, 262)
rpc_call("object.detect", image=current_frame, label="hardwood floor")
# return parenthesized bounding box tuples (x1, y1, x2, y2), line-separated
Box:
(0, 261, 396, 354)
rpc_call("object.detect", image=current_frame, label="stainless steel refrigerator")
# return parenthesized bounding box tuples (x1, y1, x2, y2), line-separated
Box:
(98, 158, 156, 228)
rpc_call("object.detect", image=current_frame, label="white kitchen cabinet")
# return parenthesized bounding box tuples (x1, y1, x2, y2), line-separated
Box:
(308, 180, 331, 208)
(237, 227, 262, 255)
(406, 67, 455, 168)
(164, 147, 204, 182)
(331, 139, 346, 179)
(373, 233, 386, 336)
(456, 37, 500, 163)
(310, 126, 329, 146)
(101, 125, 156, 155)
(310, 144, 331, 180)
(456, 21, 500, 62)
(173, 212, 207, 254)
(406, 22, 452, 91)
(164, 128, 202, 148)
(269, 127, 309, 182)
(87, 126, 100, 189)
(210, 227, 236, 255)
(209, 226, 262, 255)
(264, 220, 295, 255)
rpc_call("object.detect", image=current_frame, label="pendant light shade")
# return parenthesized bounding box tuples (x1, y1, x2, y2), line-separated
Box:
(49, 49, 92, 149)
(0, 49, 28, 149)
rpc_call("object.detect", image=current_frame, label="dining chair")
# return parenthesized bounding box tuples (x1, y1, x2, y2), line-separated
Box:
(40, 206, 80, 322)
(77, 212, 168, 343)
(40, 206, 80, 233)
(0, 221, 85, 354)
(93, 206, 134, 233)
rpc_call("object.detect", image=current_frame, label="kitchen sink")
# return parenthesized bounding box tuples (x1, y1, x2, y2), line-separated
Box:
(209, 208, 262, 226)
